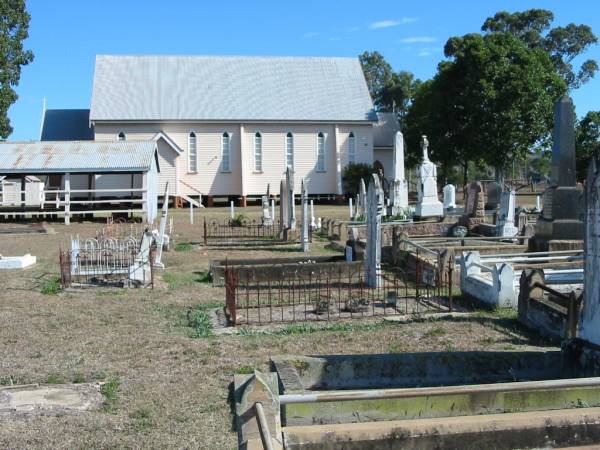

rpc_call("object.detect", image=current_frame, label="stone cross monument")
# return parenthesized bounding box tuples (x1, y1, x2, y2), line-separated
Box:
(415, 135, 443, 218)
(391, 131, 409, 215)
(261, 184, 273, 226)
(365, 173, 383, 288)
(496, 190, 518, 237)
(301, 179, 310, 252)
(533, 96, 583, 250)
(286, 167, 296, 230)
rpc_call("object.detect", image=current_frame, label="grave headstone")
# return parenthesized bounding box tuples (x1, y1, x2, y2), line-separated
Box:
(261, 184, 273, 226)
(365, 173, 383, 288)
(485, 182, 502, 210)
(348, 198, 354, 220)
(414, 135, 443, 218)
(459, 182, 486, 230)
(301, 179, 310, 252)
(391, 131, 409, 216)
(280, 179, 288, 231)
(310, 200, 316, 229)
(534, 95, 583, 249)
(286, 167, 296, 230)
(443, 184, 456, 210)
(496, 190, 518, 237)
(358, 179, 367, 219)
(579, 154, 600, 344)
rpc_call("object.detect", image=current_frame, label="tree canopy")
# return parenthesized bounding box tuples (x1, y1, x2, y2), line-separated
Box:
(0, 0, 34, 139)
(482, 9, 598, 90)
(404, 32, 566, 184)
(576, 111, 600, 181)
(359, 51, 420, 119)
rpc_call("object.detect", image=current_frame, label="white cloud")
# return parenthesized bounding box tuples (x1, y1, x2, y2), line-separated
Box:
(399, 36, 436, 43)
(303, 32, 319, 38)
(369, 17, 418, 29)
(418, 50, 432, 57)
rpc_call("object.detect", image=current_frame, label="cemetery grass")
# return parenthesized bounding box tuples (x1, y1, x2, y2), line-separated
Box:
(0, 205, 557, 449)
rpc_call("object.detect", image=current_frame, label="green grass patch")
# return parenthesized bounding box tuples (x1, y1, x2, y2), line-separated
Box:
(235, 320, 391, 337)
(130, 407, 154, 431)
(45, 373, 63, 384)
(186, 304, 215, 338)
(163, 271, 211, 290)
(233, 366, 256, 375)
(175, 242, 193, 252)
(40, 276, 61, 295)
(100, 377, 120, 411)
(423, 326, 447, 338)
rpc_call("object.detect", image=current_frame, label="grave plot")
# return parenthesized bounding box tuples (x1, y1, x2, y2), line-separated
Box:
(202, 217, 295, 247)
(58, 228, 155, 288)
(223, 261, 454, 326)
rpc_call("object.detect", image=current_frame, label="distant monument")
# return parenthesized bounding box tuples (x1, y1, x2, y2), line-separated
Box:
(414, 135, 443, 219)
(459, 182, 486, 230)
(443, 184, 456, 210)
(391, 131, 409, 215)
(533, 96, 583, 250)
(301, 179, 310, 252)
(496, 190, 518, 237)
(261, 184, 273, 226)
(365, 174, 383, 288)
(286, 167, 296, 230)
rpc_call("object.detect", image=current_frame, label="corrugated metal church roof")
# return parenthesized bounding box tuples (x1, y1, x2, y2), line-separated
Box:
(0, 141, 157, 173)
(373, 112, 400, 148)
(90, 55, 377, 123)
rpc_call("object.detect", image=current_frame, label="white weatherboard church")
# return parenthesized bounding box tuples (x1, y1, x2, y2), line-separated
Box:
(86, 55, 378, 204)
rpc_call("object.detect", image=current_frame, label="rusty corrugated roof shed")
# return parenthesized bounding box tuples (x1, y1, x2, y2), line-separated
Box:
(0, 141, 157, 173)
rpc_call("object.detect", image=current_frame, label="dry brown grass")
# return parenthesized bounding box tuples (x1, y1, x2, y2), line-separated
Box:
(0, 205, 555, 449)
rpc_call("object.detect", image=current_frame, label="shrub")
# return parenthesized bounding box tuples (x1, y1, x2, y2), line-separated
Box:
(230, 213, 248, 227)
(342, 163, 373, 195)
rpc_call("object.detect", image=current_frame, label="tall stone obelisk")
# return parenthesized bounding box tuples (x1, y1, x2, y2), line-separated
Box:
(533, 96, 583, 250)
(391, 131, 409, 215)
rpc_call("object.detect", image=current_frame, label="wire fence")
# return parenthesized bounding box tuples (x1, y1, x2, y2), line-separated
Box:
(203, 217, 298, 246)
(224, 260, 453, 326)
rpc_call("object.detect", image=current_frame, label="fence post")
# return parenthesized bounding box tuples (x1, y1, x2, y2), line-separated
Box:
(203, 217, 208, 246)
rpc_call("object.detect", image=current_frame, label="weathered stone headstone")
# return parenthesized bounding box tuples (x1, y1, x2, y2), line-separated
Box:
(301, 179, 309, 252)
(485, 182, 502, 210)
(358, 179, 367, 219)
(496, 190, 518, 237)
(533, 95, 583, 250)
(286, 167, 296, 230)
(391, 131, 409, 215)
(261, 184, 273, 226)
(459, 182, 486, 230)
(415, 135, 443, 218)
(279, 179, 288, 231)
(579, 153, 600, 345)
(443, 184, 456, 210)
(365, 174, 383, 288)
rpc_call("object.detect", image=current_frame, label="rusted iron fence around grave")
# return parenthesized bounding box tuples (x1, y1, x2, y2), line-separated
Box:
(203, 217, 298, 246)
(224, 260, 453, 326)
(59, 241, 155, 289)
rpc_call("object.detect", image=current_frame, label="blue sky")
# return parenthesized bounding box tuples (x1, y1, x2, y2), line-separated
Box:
(9, 0, 600, 140)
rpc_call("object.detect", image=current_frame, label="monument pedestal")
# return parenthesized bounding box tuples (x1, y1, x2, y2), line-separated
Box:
(533, 186, 583, 251)
(414, 136, 443, 219)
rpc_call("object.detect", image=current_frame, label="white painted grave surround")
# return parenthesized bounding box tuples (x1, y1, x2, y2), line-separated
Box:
(415, 135, 443, 218)
(496, 190, 518, 237)
(364, 173, 383, 288)
(391, 131, 409, 215)
(0, 254, 36, 269)
(443, 184, 456, 210)
(460, 251, 516, 308)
